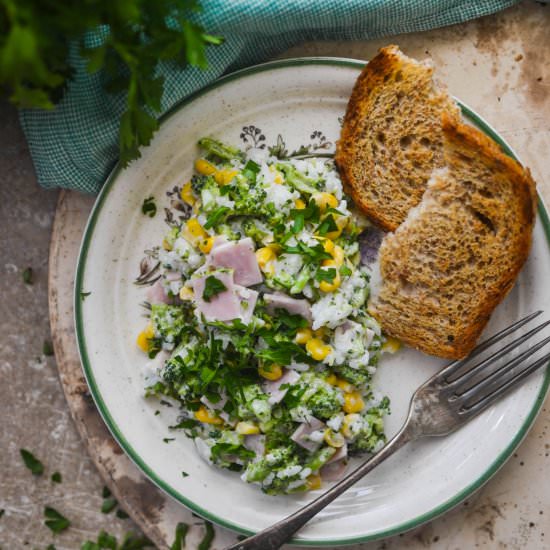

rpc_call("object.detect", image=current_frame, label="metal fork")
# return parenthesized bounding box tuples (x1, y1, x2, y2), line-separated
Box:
(227, 311, 550, 550)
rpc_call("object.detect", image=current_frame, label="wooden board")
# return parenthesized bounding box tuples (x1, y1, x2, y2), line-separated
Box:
(48, 3, 550, 548)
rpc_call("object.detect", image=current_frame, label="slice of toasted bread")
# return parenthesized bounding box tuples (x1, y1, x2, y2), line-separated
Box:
(368, 113, 537, 359)
(335, 45, 460, 232)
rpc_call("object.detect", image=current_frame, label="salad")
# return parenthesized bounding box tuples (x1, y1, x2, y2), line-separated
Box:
(136, 137, 396, 495)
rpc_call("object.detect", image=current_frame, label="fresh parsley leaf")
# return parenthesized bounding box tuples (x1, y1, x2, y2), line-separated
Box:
(163, 437, 175, 443)
(51, 471, 62, 483)
(102, 486, 112, 499)
(257, 339, 309, 366)
(0, 509, 4, 519)
(20, 449, 44, 475)
(170, 522, 189, 550)
(81, 291, 92, 301)
(291, 211, 305, 234)
(202, 275, 227, 302)
(169, 418, 198, 430)
(204, 206, 230, 229)
(273, 309, 308, 330)
(118, 532, 154, 549)
(141, 196, 157, 218)
(181, 471, 189, 478)
(43, 339, 54, 356)
(116, 508, 129, 520)
(317, 214, 338, 236)
(101, 497, 117, 514)
(44, 506, 70, 533)
(46, 545, 57, 550)
(316, 267, 337, 283)
(198, 521, 215, 550)
(340, 265, 352, 277)
(244, 159, 260, 174)
(22, 267, 33, 285)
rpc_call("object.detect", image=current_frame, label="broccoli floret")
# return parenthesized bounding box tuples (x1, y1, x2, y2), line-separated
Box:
(237, 384, 271, 423)
(303, 384, 343, 420)
(347, 407, 388, 454)
(151, 304, 186, 344)
(275, 163, 320, 194)
(198, 137, 245, 161)
(335, 364, 371, 389)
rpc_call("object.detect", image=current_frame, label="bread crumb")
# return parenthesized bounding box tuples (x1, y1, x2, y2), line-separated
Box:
(515, 54, 524, 62)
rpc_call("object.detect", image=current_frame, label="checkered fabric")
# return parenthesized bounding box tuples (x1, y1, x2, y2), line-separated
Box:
(19, 0, 518, 194)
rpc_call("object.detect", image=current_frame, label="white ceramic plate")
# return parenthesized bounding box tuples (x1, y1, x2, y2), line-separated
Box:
(75, 58, 550, 546)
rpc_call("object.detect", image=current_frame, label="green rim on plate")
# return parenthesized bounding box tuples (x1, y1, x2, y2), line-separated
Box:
(74, 57, 550, 546)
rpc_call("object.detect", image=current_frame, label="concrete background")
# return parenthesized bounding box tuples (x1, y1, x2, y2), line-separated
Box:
(1, 1, 550, 548)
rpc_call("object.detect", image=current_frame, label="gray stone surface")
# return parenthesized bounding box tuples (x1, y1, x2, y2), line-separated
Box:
(0, 101, 143, 549)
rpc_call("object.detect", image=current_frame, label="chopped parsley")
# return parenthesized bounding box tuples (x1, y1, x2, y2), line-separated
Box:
(22, 267, 33, 285)
(315, 267, 337, 283)
(198, 521, 215, 550)
(51, 471, 62, 483)
(44, 506, 70, 533)
(202, 275, 227, 302)
(141, 196, 157, 218)
(80, 291, 92, 301)
(101, 497, 117, 514)
(181, 471, 189, 478)
(43, 339, 54, 356)
(116, 509, 129, 520)
(170, 522, 189, 550)
(20, 449, 44, 475)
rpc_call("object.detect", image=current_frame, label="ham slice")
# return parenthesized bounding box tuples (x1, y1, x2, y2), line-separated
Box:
(209, 237, 262, 287)
(264, 292, 312, 321)
(243, 434, 266, 457)
(321, 458, 349, 481)
(146, 279, 170, 304)
(291, 417, 326, 452)
(191, 271, 241, 321)
(262, 370, 300, 405)
(192, 271, 258, 324)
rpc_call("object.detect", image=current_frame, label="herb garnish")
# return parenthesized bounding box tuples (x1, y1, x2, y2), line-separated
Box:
(316, 267, 337, 283)
(170, 522, 189, 550)
(316, 214, 338, 236)
(51, 471, 62, 483)
(81, 291, 92, 301)
(101, 496, 117, 514)
(204, 206, 230, 229)
(20, 449, 44, 475)
(44, 506, 70, 533)
(198, 521, 215, 550)
(141, 196, 157, 218)
(202, 275, 227, 302)
(181, 471, 189, 478)
(116, 509, 129, 520)
(43, 339, 54, 356)
(22, 267, 33, 285)
(163, 437, 175, 443)
(81, 530, 153, 550)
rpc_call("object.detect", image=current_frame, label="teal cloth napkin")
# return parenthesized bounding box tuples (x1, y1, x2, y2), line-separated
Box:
(19, 0, 517, 194)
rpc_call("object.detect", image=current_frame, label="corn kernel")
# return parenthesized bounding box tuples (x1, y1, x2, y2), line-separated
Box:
(312, 192, 338, 212)
(194, 158, 217, 176)
(330, 245, 345, 266)
(326, 373, 338, 385)
(162, 238, 172, 251)
(295, 328, 313, 344)
(198, 236, 215, 254)
(382, 336, 402, 354)
(258, 364, 283, 381)
(334, 377, 355, 393)
(322, 239, 335, 254)
(325, 216, 348, 240)
(182, 218, 208, 244)
(273, 172, 284, 184)
(343, 391, 365, 414)
(214, 168, 238, 186)
(306, 338, 332, 361)
(306, 473, 322, 491)
(195, 405, 223, 425)
(263, 263, 275, 276)
(235, 421, 260, 435)
(266, 243, 282, 253)
(324, 429, 345, 448)
(319, 261, 341, 293)
(180, 181, 196, 205)
(136, 323, 154, 353)
(295, 198, 306, 209)
(341, 413, 361, 439)
(255, 247, 276, 269)
(179, 286, 194, 301)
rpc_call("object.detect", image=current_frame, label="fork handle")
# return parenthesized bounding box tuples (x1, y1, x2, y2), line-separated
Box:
(225, 425, 415, 550)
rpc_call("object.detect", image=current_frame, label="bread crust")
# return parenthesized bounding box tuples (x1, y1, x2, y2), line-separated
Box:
(370, 114, 537, 359)
(335, 45, 458, 231)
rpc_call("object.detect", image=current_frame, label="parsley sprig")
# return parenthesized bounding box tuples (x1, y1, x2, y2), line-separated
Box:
(1, 1, 223, 165)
